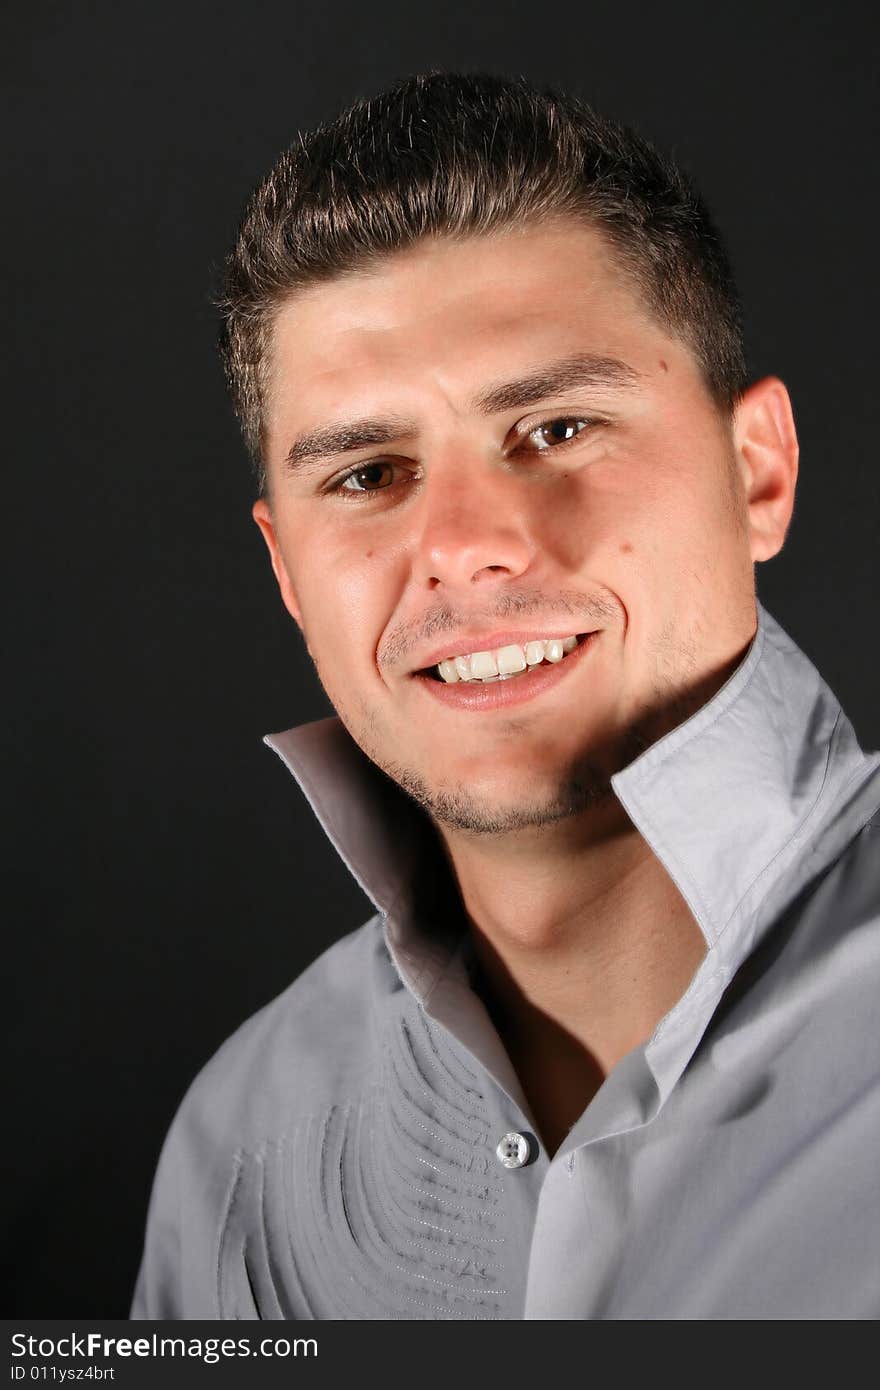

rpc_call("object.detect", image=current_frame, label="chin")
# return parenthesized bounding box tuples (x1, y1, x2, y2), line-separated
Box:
(389, 763, 619, 836)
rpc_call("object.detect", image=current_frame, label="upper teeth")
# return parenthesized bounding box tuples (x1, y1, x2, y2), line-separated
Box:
(437, 635, 579, 683)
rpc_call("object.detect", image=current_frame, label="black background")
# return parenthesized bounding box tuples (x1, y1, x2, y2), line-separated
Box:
(4, 0, 878, 1316)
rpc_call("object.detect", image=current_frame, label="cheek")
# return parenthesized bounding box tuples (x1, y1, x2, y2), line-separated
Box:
(290, 533, 392, 680)
(546, 461, 671, 571)
(562, 453, 721, 632)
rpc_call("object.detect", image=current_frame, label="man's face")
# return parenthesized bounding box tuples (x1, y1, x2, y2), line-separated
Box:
(255, 220, 767, 833)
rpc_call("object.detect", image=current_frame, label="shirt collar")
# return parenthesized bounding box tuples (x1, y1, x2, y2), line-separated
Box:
(264, 601, 880, 1005)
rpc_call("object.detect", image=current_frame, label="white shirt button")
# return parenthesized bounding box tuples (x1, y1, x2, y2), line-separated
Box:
(495, 1131, 531, 1169)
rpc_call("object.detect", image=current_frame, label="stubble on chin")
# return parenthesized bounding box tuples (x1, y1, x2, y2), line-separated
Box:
(380, 743, 646, 834)
(348, 708, 654, 836)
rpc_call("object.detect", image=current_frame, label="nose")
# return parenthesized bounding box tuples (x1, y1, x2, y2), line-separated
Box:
(410, 462, 535, 591)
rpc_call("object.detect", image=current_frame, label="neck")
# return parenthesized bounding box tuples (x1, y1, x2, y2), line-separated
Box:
(438, 801, 706, 1153)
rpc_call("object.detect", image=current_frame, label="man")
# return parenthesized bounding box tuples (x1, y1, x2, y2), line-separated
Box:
(132, 73, 880, 1319)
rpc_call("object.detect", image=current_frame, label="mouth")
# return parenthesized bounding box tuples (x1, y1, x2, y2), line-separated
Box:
(416, 631, 590, 684)
(412, 631, 599, 710)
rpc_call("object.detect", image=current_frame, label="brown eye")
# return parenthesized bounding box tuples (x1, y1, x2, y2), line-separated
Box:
(340, 461, 397, 492)
(525, 418, 590, 451)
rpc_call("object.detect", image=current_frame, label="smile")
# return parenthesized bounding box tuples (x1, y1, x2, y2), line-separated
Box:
(414, 631, 599, 711)
(434, 634, 580, 684)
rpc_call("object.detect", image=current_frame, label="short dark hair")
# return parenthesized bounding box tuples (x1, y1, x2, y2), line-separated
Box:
(218, 72, 749, 494)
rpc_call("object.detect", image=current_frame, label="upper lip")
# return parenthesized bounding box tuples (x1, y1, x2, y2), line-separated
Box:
(410, 628, 594, 673)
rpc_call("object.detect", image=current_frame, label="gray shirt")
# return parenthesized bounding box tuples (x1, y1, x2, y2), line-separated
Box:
(132, 603, 880, 1319)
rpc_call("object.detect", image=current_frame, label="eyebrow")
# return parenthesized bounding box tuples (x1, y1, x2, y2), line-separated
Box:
(284, 416, 415, 473)
(283, 353, 642, 474)
(470, 352, 642, 415)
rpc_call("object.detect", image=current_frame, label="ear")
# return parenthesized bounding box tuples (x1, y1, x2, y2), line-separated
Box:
(252, 498, 303, 628)
(732, 377, 799, 563)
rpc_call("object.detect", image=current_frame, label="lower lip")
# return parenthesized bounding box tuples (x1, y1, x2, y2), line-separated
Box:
(413, 632, 599, 711)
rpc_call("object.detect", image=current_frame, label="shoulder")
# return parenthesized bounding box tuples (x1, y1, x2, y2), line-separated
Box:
(173, 913, 398, 1152)
(131, 914, 403, 1317)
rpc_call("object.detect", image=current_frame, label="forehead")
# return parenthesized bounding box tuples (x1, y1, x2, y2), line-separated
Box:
(265, 219, 689, 438)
